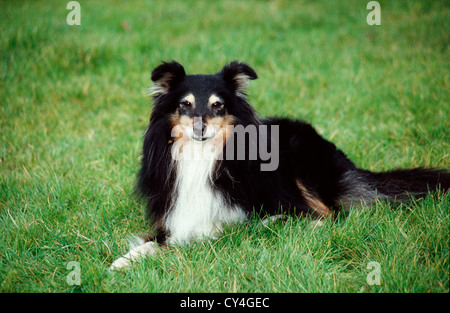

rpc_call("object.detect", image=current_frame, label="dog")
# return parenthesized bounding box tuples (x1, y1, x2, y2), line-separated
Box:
(110, 61, 449, 270)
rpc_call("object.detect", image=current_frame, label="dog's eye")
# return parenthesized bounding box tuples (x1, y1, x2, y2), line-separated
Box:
(179, 101, 192, 108)
(211, 101, 223, 109)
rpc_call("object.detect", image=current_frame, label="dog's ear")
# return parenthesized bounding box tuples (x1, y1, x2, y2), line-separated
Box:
(220, 61, 257, 99)
(149, 61, 186, 96)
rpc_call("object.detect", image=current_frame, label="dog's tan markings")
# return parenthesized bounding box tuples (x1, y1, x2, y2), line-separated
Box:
(208, 94, 223, 108)
(181, 93, 196, 108)
(206, 114, 235, 128)
(169, 111, 181, 143)
(295, 179, 331, 217)
(205, 114, 236, 145)
(221, 114, 236, 143)
(170, 111, 180, 128)
(170, 111, 192, 143)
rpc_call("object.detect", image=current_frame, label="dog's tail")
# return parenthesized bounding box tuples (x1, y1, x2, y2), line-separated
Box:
(337, 168, 449, 208)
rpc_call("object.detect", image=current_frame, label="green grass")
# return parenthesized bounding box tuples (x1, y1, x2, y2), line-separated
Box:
(1, 0, 449, 293)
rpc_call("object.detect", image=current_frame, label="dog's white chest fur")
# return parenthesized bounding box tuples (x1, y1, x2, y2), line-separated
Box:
(165, 140, 246, 244)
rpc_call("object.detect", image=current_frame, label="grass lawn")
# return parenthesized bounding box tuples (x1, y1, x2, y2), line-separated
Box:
(1, 0, 449, 293)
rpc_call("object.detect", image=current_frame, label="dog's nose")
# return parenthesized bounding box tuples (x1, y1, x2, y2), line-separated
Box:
(193, 120, 207, 137)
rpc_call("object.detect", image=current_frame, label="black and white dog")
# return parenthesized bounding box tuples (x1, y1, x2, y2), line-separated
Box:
(110, 61, 449, 269)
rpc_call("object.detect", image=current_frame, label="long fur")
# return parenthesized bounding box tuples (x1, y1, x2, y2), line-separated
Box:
(110, 61, 449, 269)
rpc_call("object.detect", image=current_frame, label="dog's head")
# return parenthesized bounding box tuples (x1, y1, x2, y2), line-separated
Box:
(149, 61, 258, 142)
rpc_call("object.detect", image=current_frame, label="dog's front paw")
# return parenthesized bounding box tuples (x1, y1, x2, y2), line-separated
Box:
(109, 241, 158, 271)
(109, 256, 132, 271)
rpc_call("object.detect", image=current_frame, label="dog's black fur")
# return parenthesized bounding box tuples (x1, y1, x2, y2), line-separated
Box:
(138, 61, 449, 245)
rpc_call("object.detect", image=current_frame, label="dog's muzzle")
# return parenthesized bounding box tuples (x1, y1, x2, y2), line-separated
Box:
(193, 120, 207, 140)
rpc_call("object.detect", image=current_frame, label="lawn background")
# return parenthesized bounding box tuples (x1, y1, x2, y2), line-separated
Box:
(0, 0, 449, 292)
